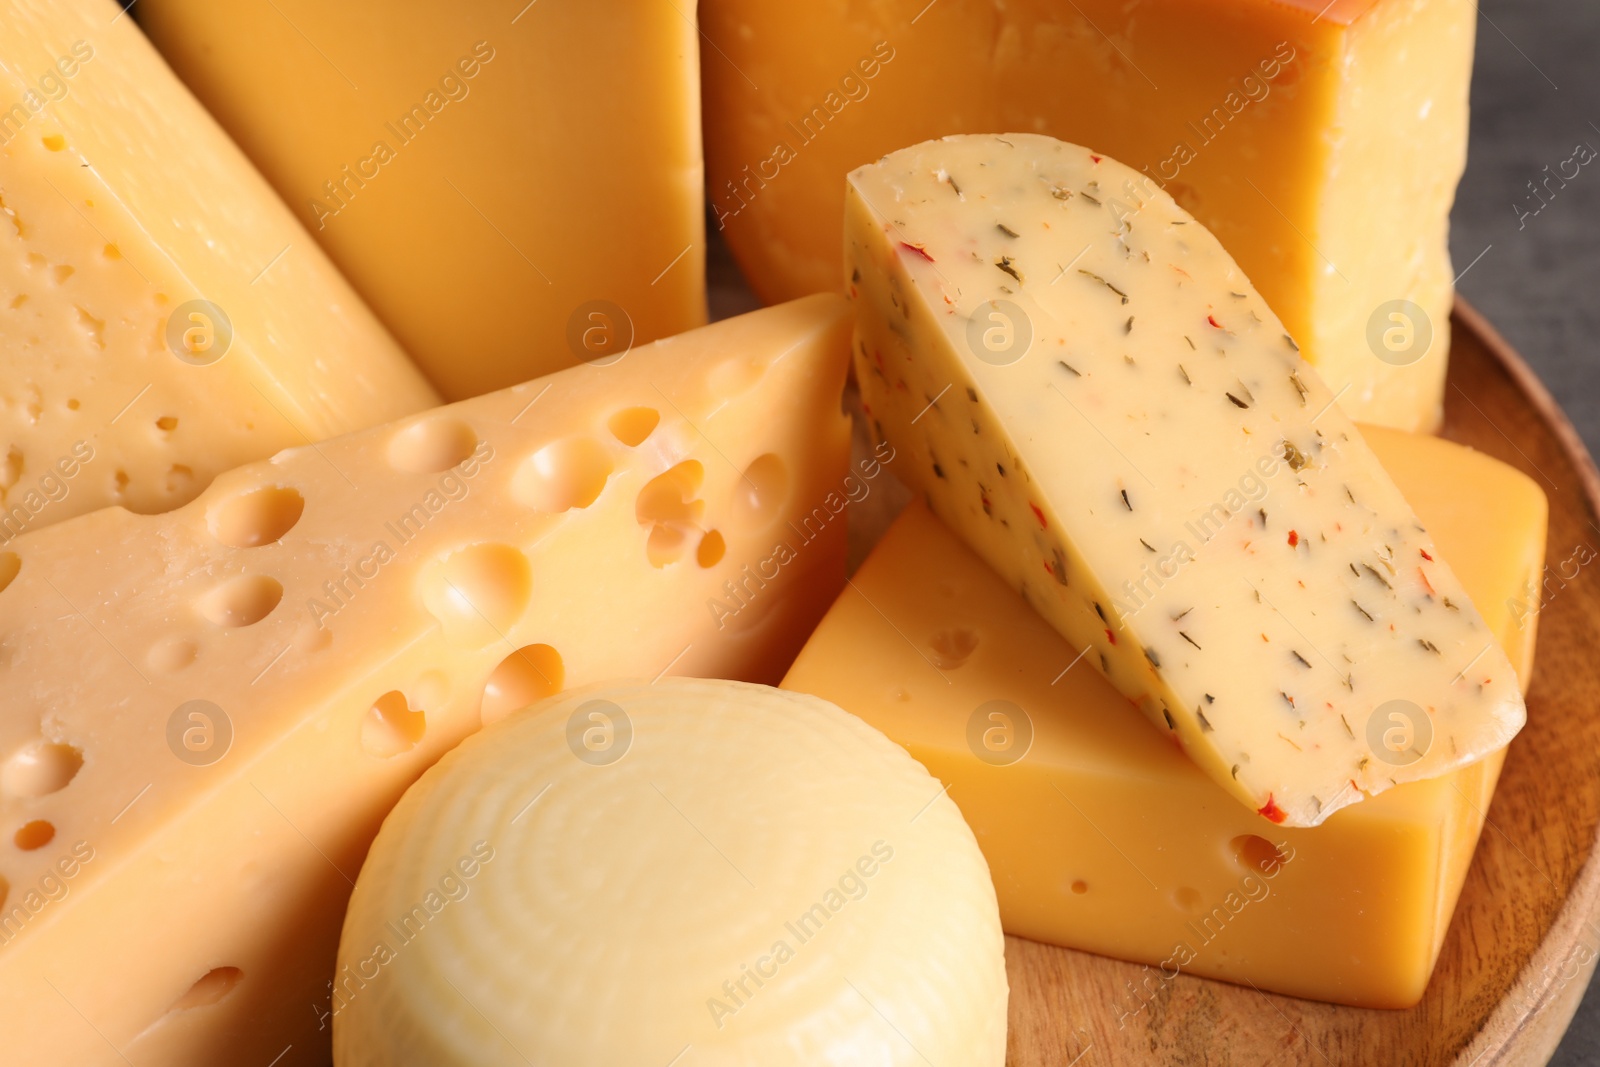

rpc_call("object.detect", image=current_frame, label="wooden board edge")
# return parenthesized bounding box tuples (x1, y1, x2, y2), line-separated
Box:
(1450, 296, 1600, 1067)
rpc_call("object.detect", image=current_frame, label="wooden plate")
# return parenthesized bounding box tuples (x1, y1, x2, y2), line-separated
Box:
(992, 300, 1600, 1066)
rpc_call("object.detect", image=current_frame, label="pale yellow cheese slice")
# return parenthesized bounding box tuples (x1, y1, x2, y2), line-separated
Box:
(848, 135, 1524, 826)
(138, 0, 707, 400)
(334, 679, 1009, 1065)
(0, 0, 438, 535)
(702, 0, 1473, 430)
(0, 296, 851, 1067)
(783, 425, 1547, 1007)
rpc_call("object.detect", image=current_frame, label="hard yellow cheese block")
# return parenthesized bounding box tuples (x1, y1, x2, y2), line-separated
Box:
(139, 0, 707, 400)
(0, 0, 437, 535)
(335, 680, 1009, 1066)
(783, 426, 1548, 1008)
(0, 297, 851, 1067)
(702, 0, 1472, 429)
(850, 134, 1524, 827)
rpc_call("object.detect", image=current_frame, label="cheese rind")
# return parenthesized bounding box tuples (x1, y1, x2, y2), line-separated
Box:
(0, 297, 851, 1067)
(334, 679, 1009, 1065)
(701, 0, 1474, 430)
(848, 135, 1523, 827)
(782, 427, 1547, 1006)
(138, 0, 707, 401)
(0, 0, 437, 534)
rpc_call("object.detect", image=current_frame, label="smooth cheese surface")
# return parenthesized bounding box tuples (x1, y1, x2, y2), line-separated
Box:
(138, 0, 707, 401)
(0, 0, 437, 535)
(701, 0, 1473, 430)
(783, 428, 1547, 1007)
(0, 297, 851, 1067)
(848, 135, 1524, 827)
(334, 680, 1009, 1066)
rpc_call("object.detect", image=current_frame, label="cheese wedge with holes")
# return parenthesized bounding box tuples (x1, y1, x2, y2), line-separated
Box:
(334, 679, 1008, 1065)
(0, 0, 437, 536)
(138, 0, 707, 401)
(702, 0, 1474, 430)
(849, 135, 1524, 827)
(784, 427, 1547, 1007)
(0, 296, 850, 1067)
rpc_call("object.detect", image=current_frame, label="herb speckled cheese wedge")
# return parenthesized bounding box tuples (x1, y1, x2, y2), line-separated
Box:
(846, 134, 1525, 828)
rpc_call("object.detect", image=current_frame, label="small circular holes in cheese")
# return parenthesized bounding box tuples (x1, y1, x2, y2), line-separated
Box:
(480, 644, 564, 726)
(197, 575, 283, 628)
(1230, 834, 1287, 877)
(14, 820, 54, 851)
(732, 453, 789, 529)
(169, 967, 243, 1012)
(387, 416, 478, 474)
(0, 551, 19, 595)
(2, 742, 83, 798)
(423, 543, 532, 644)
(929, 628, 979, 670)
(697, 530, 726, 568)
(362, 692, 427, 758)
(607, 407, 660, 447)
(512, 438, 613, 512)
(208, 485, 304, 548)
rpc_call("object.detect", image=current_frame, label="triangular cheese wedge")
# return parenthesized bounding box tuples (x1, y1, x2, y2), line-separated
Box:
(848, 134, 1524, 827)
(0, 296, 850, 1067)
(0, 0, 436, 536)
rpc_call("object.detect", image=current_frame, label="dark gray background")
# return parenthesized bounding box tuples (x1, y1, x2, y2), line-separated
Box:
(1456, 1, 1598, 1062)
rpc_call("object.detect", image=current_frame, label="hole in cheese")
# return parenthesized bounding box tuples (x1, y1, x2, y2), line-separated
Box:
(168, 967, 243, 1012)
(732, 452, 789, 529)
(0, 552, 18, 595)
(697, 529, 726, 568)
(361, 692, 427, 758)
(607, 406, 660, 447)
(196, 574, 283, 628)
(512, 438, 613, 513)
(207, 485, 305, 548)
(425, 543, 533, 640)
(147, 636, 198, 673)
(706, 355, 762, 397)
(1070, 880, 1088, 895)
(1172, 886, 1205, 915)
(2, 742, 83, 798)
(929, 628, 979, 670)
(155, 415, 178, 433)
(480, 644, 564, 726)
(1231, 834, 1288, 877)
(636, 460, 704, 527)
(14, 820, 55, 851)
(386, 416, 478, 474)
(646, 524, 689, 568)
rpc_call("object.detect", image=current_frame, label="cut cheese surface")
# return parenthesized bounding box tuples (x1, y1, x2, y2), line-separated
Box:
(0, 0, 437, 535)
(848, 135, 1524, 827)
(0, 297, 851, 1067)
(334, 679, 1008, 1066)
(783, 427, 1547, 1007)
(701, 0, 1474, 429)
(138, 0, 707, 401)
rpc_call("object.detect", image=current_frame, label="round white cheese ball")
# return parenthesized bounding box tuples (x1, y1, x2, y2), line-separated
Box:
(333, 678, 1007, 1065)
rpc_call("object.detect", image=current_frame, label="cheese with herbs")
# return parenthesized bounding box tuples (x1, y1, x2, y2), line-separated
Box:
(782, 418, 1547, 1006)
(848, 134, 1524, 827)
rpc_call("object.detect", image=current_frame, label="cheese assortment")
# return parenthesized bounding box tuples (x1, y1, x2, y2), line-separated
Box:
(137, 0, 707, 400)
(783, 424, 1547, 1007)
(334, 680, 1008, 1065)
(0, 298, 851, 1066)
(701, 0, 1474, 430)
(848, 134, 1524, 828)
(0, 0, 1561, 1061)
(0, 0, 439, 536)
